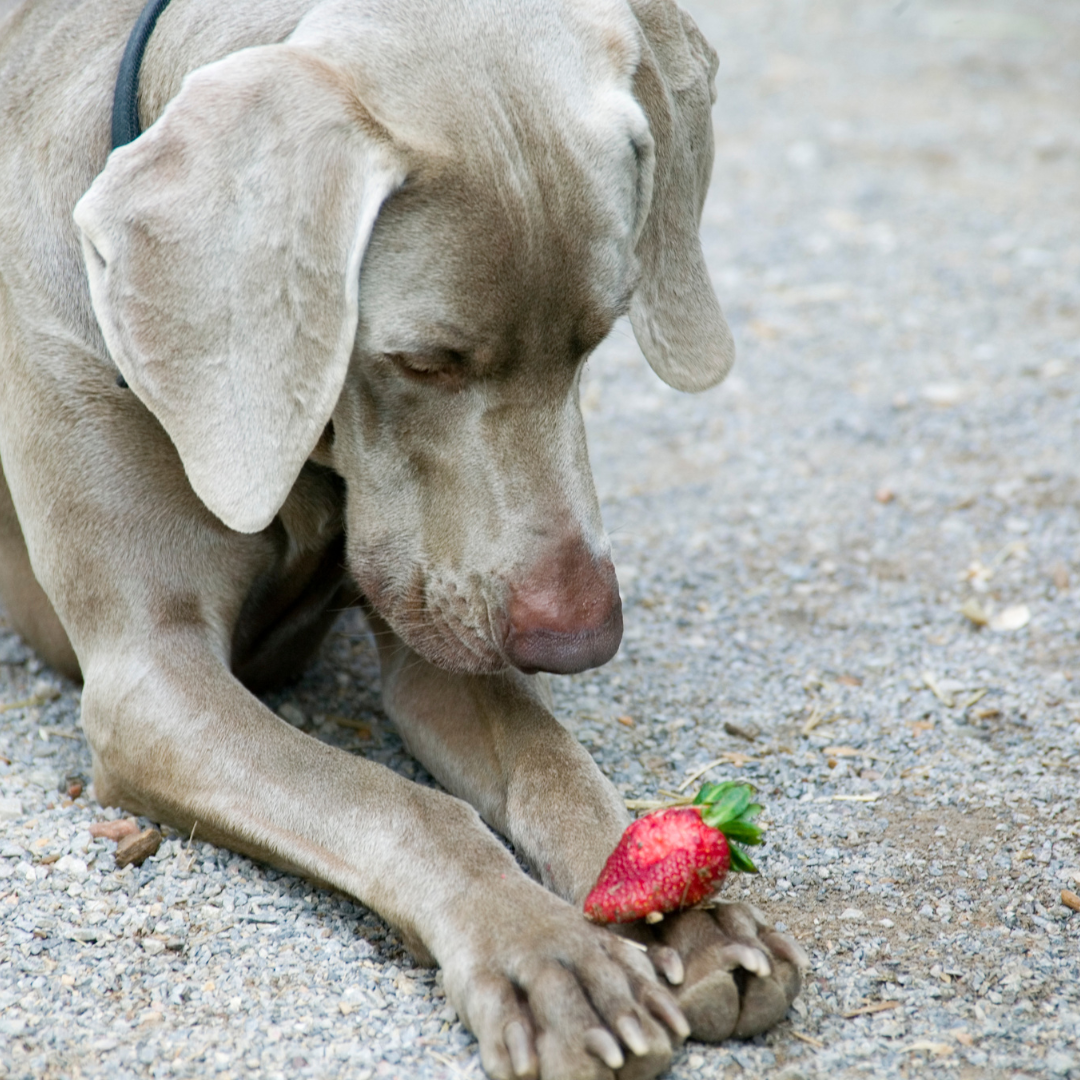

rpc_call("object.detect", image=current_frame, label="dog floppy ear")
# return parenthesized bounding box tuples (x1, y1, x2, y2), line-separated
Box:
(75, 45, 405, 533)
(628, 0, 733, 392)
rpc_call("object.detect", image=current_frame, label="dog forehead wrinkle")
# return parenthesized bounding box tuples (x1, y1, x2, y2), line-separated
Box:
(296, 0, 644, 310)
(293, 0, 640, 131)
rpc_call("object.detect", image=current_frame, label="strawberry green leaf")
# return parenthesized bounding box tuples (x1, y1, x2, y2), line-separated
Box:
(716, 820, 765, 846)
(693, 781, 729, 805)
(691, 781, 765, 872)
(695, 782, 753, 824)
(728, 844, 759, 874)
(694, 780, 751, 806)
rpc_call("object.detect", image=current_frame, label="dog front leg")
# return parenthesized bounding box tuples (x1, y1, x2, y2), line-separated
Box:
(369, 614, 807, 1046)
(83, 630, 499, 958)
(367, 611, 628, 903)
(83, 630, 689, 1080)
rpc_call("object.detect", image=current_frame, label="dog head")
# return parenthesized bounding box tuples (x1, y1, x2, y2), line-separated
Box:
(74, 0, 732, 675)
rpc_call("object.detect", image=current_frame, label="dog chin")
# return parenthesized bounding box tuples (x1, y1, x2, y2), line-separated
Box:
(355, 567, 510, 675)
(391, 615, 511, 675)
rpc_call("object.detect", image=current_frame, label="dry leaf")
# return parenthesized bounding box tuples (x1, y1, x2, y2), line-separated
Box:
(990, 604, 1030, 632)
(960, 598, 990, 627)
(616, 715, 635, 728)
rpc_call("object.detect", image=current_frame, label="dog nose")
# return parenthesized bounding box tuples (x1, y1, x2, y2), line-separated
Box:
(503, 541, 623, 674)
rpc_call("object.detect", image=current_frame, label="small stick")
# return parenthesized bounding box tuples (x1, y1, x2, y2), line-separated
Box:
(676, 758, 729, 792)
(843, 1000, 900, 1019)
(183, 822, 198, 872)
(802, 710, 846, 736)
(676, 755, 757, 793)
(922, 671, 954, 708)
(960, 688, 989, 710)
(0, 690, 61, 713)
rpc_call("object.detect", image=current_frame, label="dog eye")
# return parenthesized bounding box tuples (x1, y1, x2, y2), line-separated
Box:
(386, 351, 467, 387)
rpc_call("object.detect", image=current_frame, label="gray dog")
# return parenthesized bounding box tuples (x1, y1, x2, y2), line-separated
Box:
(0, 0, 805, 1076)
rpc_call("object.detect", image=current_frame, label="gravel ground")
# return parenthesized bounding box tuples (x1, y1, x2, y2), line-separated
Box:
(2, 0, 1079, 1078)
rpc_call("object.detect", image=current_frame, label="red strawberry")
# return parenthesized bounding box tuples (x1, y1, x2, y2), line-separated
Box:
(584, 781, 764, 924)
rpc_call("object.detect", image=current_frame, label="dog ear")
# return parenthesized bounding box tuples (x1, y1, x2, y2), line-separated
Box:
(74, 46, 405, 533)
(628, 0, 734, 392)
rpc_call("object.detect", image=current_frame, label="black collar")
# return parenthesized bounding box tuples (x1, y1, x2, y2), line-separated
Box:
(111, 0, 176, 149)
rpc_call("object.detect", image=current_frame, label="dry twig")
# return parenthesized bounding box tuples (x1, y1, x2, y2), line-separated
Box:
(843, 1000, 900, 1019)
(0, 690, 60, 713)
(790, 1029, 825, 1049)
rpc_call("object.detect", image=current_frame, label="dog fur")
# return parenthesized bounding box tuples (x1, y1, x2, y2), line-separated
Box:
(0, 1, 804, 1076)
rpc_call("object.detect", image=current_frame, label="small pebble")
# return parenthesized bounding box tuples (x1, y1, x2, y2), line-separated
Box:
(114, 828, 162, 868)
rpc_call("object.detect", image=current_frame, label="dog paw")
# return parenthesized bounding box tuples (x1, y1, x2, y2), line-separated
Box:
(440, 884, 689, 1080)
(646, 902, 808, 1041)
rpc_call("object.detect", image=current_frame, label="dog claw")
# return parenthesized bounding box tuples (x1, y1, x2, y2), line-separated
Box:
(504, 1020, 536, 1079)
(585, 1027, 625, 1070)
(615, 1015, 649, 1057)
(647, 988, 690, 1040)
(650, 944, 684, 986)
(717, 942, 771, 978)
